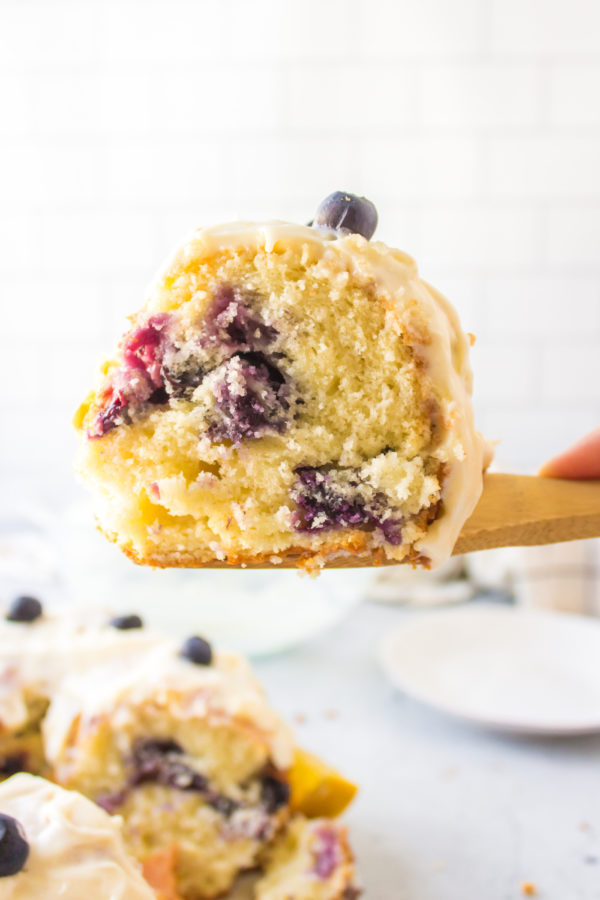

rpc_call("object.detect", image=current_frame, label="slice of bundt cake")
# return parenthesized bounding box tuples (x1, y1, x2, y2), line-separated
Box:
(75, 192, 486, 571)
(0, 773, 156, 899)
(0, 605, 359, 899)
(43, 635, 296, 900)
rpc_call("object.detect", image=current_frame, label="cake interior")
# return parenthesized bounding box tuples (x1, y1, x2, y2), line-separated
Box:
(77, 238, 444, 565)
(256, 816, 357, 900)
(0, 690, 49, 780)
(49, 698, 291, 900)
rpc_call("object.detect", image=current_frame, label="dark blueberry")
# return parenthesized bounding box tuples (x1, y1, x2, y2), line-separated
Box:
(109, 613, 143, 630)
(291, 467, 404, 545)
(0, 814, 29, 878)
(131, 751, 208, 793)
(179, 636, 213, 666)
(133, 738, 183, 759)
(161, 361, 205, 399)
(291, 468, 369, 533)
(6, 596, 43, 623)
(130, 738, 186, 787)
(208, 352, 290, 445)
(88, 388, 130, 438)
(128, 738, 238, 814)
(314, 191, 378, 240)
(210, 795, 238, 817)
(261, 775, 290, 813)
(0, 754, 28, 777)
(148, 386, 169, 405)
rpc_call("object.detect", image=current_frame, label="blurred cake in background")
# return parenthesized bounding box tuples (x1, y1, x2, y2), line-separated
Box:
(256, 816, 358, 900)
(75, 193, 486, 572)
(45, 636, 295, 899)
(0, 600, 359, 900)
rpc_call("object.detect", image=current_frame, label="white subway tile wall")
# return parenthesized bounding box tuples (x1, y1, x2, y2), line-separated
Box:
(1, 0, 599, 503)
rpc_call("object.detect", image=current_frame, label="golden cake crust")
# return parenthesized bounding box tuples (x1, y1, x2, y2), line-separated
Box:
(105, 522, 429, 571)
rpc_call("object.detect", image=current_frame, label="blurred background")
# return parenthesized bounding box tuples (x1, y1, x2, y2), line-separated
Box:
(1, 3, 600, 896)
(1, 0, 600, 508)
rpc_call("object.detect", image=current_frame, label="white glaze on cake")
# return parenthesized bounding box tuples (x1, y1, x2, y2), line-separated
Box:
(0, 774, 154, 900)
(0, 614, 293, 777)
(0, 614, 164, 732)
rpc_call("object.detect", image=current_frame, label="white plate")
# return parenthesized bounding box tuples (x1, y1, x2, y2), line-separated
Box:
(380, 604, 600, 735)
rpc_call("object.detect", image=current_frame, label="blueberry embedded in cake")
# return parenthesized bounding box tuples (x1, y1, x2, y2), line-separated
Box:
(74, 192, 486, 570)
(255, 816, 360, 900)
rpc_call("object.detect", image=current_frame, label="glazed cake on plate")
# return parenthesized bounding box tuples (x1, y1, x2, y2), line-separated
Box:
(0, 773, 156, 900)
(75, 192, 486, 571)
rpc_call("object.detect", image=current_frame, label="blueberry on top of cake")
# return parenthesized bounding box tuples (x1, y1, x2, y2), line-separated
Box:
(74, 192, 486, 570)
(0, 774, 155, 899)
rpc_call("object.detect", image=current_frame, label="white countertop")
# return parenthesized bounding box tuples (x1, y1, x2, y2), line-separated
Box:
(255, 601, 600, 900)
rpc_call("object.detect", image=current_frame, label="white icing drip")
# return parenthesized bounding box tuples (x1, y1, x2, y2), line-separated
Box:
(0, 774, 154, 900)
(152, 221, 488, 568)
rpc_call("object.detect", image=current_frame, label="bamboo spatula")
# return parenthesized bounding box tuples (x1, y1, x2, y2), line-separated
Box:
(203, 474, 600, 568)
(452, 473, 600, 556)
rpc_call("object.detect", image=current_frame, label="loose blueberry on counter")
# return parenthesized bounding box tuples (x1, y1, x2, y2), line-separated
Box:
(134, 738, 183, 757)
(0, 814, 29, 878)
(179, 635, 213, 666)
(260, 775, 291, 813)
(109, 613, 144, 630)
(5, 596, 43, 623)
(313, 191, 378, 240)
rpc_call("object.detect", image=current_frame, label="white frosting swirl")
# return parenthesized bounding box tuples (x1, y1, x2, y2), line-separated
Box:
(0, 774, 154, 899)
